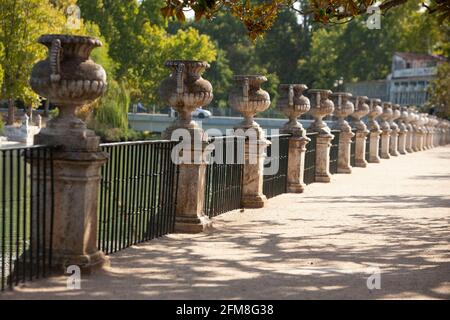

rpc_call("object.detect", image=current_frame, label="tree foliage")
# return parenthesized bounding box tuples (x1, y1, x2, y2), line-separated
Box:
(428, 62, 450, 119)
(161, 0, 450, 39)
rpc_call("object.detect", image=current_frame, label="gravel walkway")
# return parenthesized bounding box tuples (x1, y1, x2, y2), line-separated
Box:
(2, 146, 450, 300)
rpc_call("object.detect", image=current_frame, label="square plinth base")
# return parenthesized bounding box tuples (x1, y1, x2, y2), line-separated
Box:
(175, 216, 213, 234)
(242, 194, 267, 208)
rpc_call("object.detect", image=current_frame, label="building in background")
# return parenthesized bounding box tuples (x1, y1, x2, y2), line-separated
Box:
(345, 52, 446, 106)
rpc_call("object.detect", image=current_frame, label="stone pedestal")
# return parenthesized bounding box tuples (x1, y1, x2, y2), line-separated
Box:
(354, 131, 369, 167)
(398, 131, 407, 154)
(315, 132, 334, 182)
(405, 127, 414, 153)
(337, 131, 354, 173)
(30, 150, 109, 273)
(380, 131, 391, 159)
(241, 131, 269, 208)
(368, 131, 381, 163)
(389, 130, 399, 156)
(286, 134, 310, 193)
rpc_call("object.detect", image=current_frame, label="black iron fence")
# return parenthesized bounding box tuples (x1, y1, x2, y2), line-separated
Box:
(98, 140, 178, 255)
(365, 136, 370, 161)
(350, 130, 357, 167)
(330, 130, 340, 174)
(304, 132, 317, 185)
(263, 134, 290, 199)
(204, 136, 244, 218)
(0, 145, 54, 291)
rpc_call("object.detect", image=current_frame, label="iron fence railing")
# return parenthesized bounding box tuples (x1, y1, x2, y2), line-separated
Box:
(204, 136, 244, 218)
(0, 145, 54, 291)
(304, 132, 317, 185)
(350, 130, 357, 167)
(98, 140, 178, 255)
(330, 130, 340, 174)
(263, 134, 290, 199)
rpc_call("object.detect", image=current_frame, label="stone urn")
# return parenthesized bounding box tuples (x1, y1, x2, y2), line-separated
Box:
(406, 107, 416, 132)
(30, 34, 107, 150)
(330, 92, 354, 133)
(389, 104, 401, 133)
(229, 75, 271, 129)
(159, 60, 213, 138)
(307, 89, 334, 134)
(277, 84, 310, 135)
(350, 96, 370, 132)
(398, 106, 409, 133)
(367, 98, 382, 132)
(380, 102, 393, 132)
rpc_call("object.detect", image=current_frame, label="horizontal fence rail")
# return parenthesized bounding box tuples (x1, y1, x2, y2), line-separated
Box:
(330, 130, 340, 174)
(304, 132, 317, 185)
(98, 140, 178, 255)
(0, 145, 54, 291)
(204, 136, 244, 218)
(263, 134, 290, 199)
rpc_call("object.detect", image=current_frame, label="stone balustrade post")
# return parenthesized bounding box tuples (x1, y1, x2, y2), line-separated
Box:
(350, 96, 370, 167)
(307, 89, 335, 182)
(159, 60, 214, 233)
(397, 106, 409, 155)
(229, 75, 271, 208)
(389, 104, 401, 156)
(405, 108, 415, 153)
(278, 84, 311, 193)
(367, 98, 382, 163)
(379, 102, 392, 159)
(29, 34, 109, 273)
(331, 92, 354, 173)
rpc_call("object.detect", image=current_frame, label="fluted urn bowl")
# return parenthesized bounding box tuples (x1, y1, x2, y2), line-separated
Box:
(277, 84, 310, 129)
(380, 102, 393, 122)
(351, 96, 370, 120)
(307, 89, 334, 133)
(229, 75, 270, 128)
(330, 92, 353, 132)
(30, 34, 107, 106)
(159, 60, 213, 128)
(391, 104, 401, 121)
(368, 98, 382, 119)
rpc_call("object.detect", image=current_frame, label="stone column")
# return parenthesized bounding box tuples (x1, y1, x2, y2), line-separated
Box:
(159, 60, 214, 232)
(379, 102, 393, 159)
(331, 92, 354, 173)
(397, 106, 409, 155)
(405, 108, 414, 153)
(350, 96, 370, 167)
(367, 98, 382, 163)
(423, 115, 430, 150)
(307, 89, 335, 182)
(277, 84, 311, 192)
(29, 34, 108, 273)
(229, 75, 271, 208)
(410, 111, 421, 152)
(389, 104, 401, 156)
(417, 113, 426, 151)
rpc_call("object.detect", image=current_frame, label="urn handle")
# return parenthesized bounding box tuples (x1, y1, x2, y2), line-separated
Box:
(50, 39, 62, 83)
(242, 77, 249, 103)
(288, 85, 294, 107)
(176, 63, 185, 95)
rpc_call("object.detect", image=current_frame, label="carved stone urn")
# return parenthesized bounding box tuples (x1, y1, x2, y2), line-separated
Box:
(229, 75, 271, 130)
(389, 104, 401, 133)
(331, 92, 354, 133)
(159, 60, 213, 139)
(379, 102, 393, 133)
(30, 34, 107, 151)
(367, 98, 383, 132)
(277, 84, 310, 136)
(307, 89, 334, 134)
(350, 96, 370, 133)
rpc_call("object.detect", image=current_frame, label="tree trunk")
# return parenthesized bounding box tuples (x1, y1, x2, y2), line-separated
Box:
(7, 98, 15, 125)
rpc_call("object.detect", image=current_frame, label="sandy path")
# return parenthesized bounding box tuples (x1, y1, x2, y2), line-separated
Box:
(2, 146, 450, 300)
